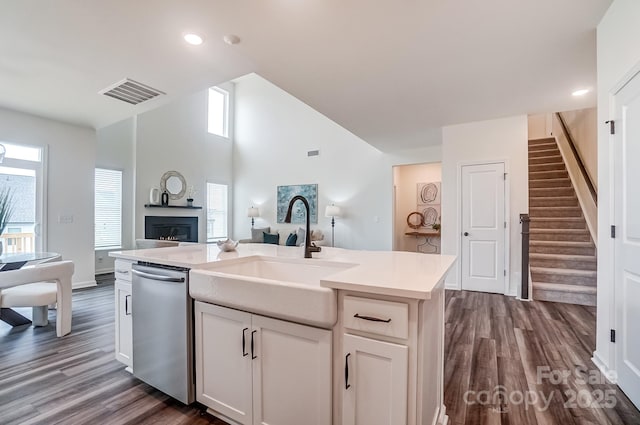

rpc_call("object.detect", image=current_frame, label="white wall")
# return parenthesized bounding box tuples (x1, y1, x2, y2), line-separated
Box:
(134, 83, 235, 243)
(560, 108, 598, 188)
(527, 113, 553, 140)
(594, 0, 640, 373)
(232, 74, 441, 250)
(95, 117, 135, 273)
(393, 163, 442, 252)
(441, 115, 528, 295)
(0, 107, 96, 287)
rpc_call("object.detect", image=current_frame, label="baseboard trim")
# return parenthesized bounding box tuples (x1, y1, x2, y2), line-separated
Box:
(73, 280, 97, 289)
(592, 351, 615, 383)
(445, 283, 460, 291)
(95, 268, 114, 275)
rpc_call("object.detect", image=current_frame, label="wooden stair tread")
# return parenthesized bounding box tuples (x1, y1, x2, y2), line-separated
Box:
(530, 240, 594, 247)
(532, 282, 597, 294)
(530, 228, 589, 233)
(530, 266, 596, 277)
(530, 253, 596, 262)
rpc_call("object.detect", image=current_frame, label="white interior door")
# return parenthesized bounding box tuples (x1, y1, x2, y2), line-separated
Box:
(614, 69, 640, 408)
(461, 162, 506, 293)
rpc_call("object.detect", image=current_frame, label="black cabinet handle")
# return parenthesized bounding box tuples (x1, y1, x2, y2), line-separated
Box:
(251, 330, 257, 359)
(242, 327, 249, 357)
(125, 295, 131, 315)
(345, 353, 351, 389)
(463, 232, 469, 236)
(354, 313, 391, 323)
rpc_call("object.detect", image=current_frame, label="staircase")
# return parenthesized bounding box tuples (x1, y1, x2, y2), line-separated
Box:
(528, 137, 597, 306)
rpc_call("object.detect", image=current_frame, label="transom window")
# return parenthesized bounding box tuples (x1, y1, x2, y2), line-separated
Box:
(208, 87, 229, 138)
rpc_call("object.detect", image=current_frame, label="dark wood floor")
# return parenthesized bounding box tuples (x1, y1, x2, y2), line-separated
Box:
(445, 290, 640, 425)
(1, 280, 639, 424)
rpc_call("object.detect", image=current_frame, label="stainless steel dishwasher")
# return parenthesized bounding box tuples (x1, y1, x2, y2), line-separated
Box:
(131, 263, 194, 404)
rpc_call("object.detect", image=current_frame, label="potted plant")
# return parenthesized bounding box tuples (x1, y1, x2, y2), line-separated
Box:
(432, 216, 441, 232)
(0, 187, 15, 255)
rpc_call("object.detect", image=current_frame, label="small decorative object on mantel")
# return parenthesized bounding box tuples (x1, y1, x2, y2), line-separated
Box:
(161, 190, 169, 206)
(149, 187, 161, 205)
(186, 185, 196, 207)
(216, 239, 239, 252)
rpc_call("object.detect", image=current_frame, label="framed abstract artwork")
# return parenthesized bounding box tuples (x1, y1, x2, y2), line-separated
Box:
(277, 184, 318, 224)
(417, 181, 441, 229)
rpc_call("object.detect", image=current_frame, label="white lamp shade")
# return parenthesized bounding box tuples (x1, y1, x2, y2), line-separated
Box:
(325, 205, 341, 218)
(247, 207, 260, 218)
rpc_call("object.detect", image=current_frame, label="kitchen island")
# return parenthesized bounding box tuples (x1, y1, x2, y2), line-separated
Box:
(110, 243, 455, 425)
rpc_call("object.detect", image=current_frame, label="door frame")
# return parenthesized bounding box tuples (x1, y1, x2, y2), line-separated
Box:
(610, 64, 640, 379)
(456, 159, 510, 295)
(0, 142, 48, 252)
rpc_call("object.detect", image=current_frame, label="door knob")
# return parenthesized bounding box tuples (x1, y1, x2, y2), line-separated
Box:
(463, 232, 469, 236)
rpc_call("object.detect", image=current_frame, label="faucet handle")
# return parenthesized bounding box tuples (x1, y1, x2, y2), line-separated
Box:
(309, 243, 322, 253)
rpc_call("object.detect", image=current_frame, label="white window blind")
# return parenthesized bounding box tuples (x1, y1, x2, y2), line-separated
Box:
(95, 168, 122, 249)
(207, 183, 228, 241)
(208, 87, 229, 137)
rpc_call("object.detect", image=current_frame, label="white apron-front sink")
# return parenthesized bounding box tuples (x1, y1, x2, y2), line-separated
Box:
(189, 256, 356, 328)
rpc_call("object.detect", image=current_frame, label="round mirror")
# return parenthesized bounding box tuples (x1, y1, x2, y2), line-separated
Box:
(160, 171, 187, 200)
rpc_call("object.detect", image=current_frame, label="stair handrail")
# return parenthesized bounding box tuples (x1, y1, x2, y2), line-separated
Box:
(555, 112, 597, 205)
(552, 113, 598, 245)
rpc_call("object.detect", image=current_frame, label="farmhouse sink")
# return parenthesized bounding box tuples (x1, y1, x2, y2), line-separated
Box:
(189, 256, 356, 328)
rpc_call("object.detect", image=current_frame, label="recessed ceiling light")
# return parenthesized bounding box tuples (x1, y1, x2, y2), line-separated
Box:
(572, 89, 589, 96)
(184, 33, 204, 45)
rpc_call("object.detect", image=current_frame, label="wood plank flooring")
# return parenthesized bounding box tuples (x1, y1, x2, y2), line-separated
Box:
(1, 279, 639, 424)
(445, 290, 640, 425)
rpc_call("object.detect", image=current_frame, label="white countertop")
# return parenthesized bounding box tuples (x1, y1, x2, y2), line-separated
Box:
(110, 244, 456, 299)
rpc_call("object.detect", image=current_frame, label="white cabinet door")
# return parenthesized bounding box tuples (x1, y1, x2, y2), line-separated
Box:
(343, 334, 408, 425)
(114, 280, 132, 368)
(252, 315, 332, 425)
(195, 302, 253, 425)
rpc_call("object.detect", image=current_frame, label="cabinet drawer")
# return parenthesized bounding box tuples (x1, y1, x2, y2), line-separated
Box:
(114, 259, 134, 282)
(343, 296, 408, 339)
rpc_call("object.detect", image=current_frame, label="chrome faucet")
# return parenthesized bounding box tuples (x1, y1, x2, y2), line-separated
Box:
(284, 195, 321, 258)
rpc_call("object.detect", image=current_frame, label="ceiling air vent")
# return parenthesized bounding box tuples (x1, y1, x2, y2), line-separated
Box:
(99, 78, 165, 105)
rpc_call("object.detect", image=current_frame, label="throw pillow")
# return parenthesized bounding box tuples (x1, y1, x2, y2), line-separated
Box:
(285, 233, 298, 246)
(263, 232, 280, 245)
(251, 227, 270, 243)
(296, 227, 306, 246)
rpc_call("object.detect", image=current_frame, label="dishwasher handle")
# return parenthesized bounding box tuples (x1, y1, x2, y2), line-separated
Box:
(132, 269, 186, 283)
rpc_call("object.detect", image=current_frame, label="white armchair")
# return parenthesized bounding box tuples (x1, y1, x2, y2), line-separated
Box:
(0, 260, 74, 337)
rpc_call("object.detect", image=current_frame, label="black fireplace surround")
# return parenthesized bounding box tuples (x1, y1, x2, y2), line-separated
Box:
(145, 216, 198, 242)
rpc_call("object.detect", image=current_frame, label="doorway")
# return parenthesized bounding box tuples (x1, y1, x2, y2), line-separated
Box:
(392, 162, 442, 254)
(613, 68, 640, 408)
(460, 161, 507, 294)
(0, 142, 46, 253)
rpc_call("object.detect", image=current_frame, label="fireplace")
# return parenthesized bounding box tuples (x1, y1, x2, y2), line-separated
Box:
(145, 216, 198, 242)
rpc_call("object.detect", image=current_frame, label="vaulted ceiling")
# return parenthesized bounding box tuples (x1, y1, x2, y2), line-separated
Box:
(0, 0, 611, 151)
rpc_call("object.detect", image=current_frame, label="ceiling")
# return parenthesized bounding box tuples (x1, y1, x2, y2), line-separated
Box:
(0, 0, 611, 152)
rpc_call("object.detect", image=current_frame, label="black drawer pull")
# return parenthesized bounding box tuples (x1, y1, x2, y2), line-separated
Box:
(242, 327, 249, 357)
(345, 353, 351, 390)
(251, 330, 257, 359)
(125, 295, 131, 315)
(354, 313, 391, 323)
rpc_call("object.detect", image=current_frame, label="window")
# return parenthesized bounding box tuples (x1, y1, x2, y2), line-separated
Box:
(208, 87, 229, 137)
(95, 168, 122, 249)
(207, 183, 228, 241)
(0, 141, 43, 253)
